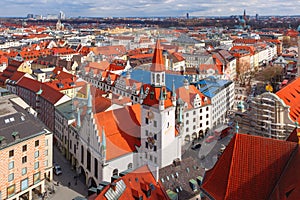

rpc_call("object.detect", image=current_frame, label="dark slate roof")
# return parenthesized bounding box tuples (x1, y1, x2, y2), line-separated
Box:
(159, 157, 205, 200)
(0, 95, 47, 147)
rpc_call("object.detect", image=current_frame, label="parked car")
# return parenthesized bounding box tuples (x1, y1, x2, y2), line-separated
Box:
(205, 136, 215, 143)
(191, 143, 201, 150)
(53, 164, 62, 175)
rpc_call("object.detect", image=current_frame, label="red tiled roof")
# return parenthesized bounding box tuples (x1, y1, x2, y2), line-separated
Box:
(202, 133, 298, 200)
(17, 77, 65, 105)
(92, 165, 168, 200)
(176, 85, 210, 110)
(94, 104, 141, 160)
(52, 67, 75, 80)
(269, 144, 300, 199)
(8, 71, 25, 82)
(150, 40, 165, 72)
(276, 78, 300, 123)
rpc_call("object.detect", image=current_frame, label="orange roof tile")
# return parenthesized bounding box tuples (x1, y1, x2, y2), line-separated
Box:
(276, 78, 300, 123)
(94, 104, 141, 160)
(176, 85, 210, 110)
(92, 165, 168, 200)
(142, 84, 173, 108)
(202, 133, 298, 200)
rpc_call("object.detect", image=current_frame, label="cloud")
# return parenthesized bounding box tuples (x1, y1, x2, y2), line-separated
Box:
(0, 0, 299, 17)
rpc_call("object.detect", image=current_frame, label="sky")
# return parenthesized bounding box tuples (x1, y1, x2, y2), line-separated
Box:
(0, 0, 299, 18)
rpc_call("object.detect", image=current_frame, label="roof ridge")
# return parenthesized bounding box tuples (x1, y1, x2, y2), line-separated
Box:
(224, 133, 239, 200)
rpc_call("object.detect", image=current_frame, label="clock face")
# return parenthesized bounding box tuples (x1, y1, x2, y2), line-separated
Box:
(147, 110, 154, 119)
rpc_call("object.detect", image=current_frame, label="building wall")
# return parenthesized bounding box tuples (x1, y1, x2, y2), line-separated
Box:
(140, 104, 181, 169)
(0, 133, 51, 200)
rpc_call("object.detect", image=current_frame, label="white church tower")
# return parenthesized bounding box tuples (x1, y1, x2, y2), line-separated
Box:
(139, 40, 181, 169)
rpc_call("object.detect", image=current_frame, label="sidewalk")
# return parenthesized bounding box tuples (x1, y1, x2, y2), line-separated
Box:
(45, 146, 88, 200)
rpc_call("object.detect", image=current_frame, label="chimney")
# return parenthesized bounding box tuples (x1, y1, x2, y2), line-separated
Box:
(12, 132, 20, 141)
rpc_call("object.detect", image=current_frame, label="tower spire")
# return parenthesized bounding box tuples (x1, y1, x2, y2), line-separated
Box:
(77, 107, 81, 128)
(87, 84, 92, 114)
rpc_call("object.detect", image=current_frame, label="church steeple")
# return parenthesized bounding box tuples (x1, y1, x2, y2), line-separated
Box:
(150, 39, 166, 87)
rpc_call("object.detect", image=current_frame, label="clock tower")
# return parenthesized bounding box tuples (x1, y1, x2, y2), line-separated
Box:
(139, 39, 181, 169)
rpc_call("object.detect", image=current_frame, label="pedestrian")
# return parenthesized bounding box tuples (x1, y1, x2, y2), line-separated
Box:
(68, 181, 71, 187)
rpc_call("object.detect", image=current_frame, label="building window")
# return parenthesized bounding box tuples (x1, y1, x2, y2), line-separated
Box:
(8, 173, 14, 182)
(193, 125, 196, 130)
(34, 162, 39, 169)
(154, 157, 157, 164)
(150, 155, 153, 161)
(145, 130, 148, 136)
(8, 161, 14, 170)
(34, 151, 39, 158)
(22, 145, 27, 152)
(33, 172, 40, 184)
(44, 150, 48, 156)
(145, 118, 149, 124)
(200, 109, 202, 113)
(44, 160, 48, 167)
(193, 111, 196, 115)
(22, 167, 27, 175)
(200, 116, 202, 120)
(112, 169, 118, 176)
(206, 114, 209, 118)
(186, 128, 189, 132)
(7, 184, 15, 198)
(186, 120, 189, 125)
(128, 163, 133, 169)
(87, 150, 91, 172)
(206, 107, 209, 111)
(193, 118, 196, 122)
(206, 121, 209, 125)
(45, 139, 48, 146)
(22, 156, 27, 164)
(81, 145, 84, 164)
(9, 150, 14, 158)
(186, 113, 189, 117)
(94, 158, 98, 178)
(145, 142, 148, 149)
(35, 140, 39, 147)
(21, 178, 29, 191)
(154, 120, 157, 127)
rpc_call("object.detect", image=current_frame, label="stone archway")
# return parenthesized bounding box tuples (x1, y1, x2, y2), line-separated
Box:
(78, 166, 86, 185)
(199, 130, 204, 139)
(88, 177, 97, 188)
(184, 135, 190, 143)
(192, 132, 197, 140)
